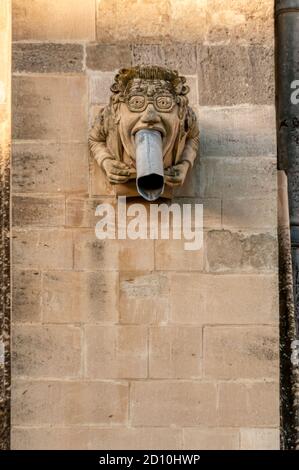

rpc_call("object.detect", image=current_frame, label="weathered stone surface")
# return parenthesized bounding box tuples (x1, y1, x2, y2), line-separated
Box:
(13, 76, 88, 140)
(149, 326, 202, 378)
(89, 72, 116, 105)
(12, 426, 182, 450)
(222, 197, 276, 230)
(197, 45, 274, 105)
(96, 0, 171, 43)
(132, 43, 197, 74)
(96, 0, 209, 44)
(12, 0, 96, 40)
(86, 44, 132, 71)
(42, 271, 118, 324)
(240, 428, 280, 450)
(198, 107, 276, 157)
(198, 157, 277, 199)
(12, 270, 41, 323)
(12, 195, 65, 227)
(170, 273, 278, 325)
(203, 326, 278, 379)
(12, 43, 84, 73)
(218, 382, 279, 427)
(184, 75, 198, 106)
(90, 157, 115, 196)
(85, 326, 148, 379)
(120, 272, 169, 324)
(13, 229, 73, 270)
(66, 197, 115, 228)
(205, 230, 278, 273)
(131, 381, 217, 426)
(155, 239, 204, 271)
(173, 197, 221, 229)
(12, 143, 89, 194)
(206, 0, 274, 46)
(74, 230, 155, 271)
(12, 380, 128, 425)
(12, 325, 81, 378)
(183, 428, 239, 450)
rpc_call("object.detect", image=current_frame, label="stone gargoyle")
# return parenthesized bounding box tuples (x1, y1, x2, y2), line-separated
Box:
(89, 65, 199, 201)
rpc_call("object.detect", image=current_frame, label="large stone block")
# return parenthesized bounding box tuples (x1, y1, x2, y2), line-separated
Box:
(12, 195, 65, 227)
(86, 44, 132, 71)
(170, 273, 278, 325)
(12, 426, 182, 450)
(197, 45, 274, 105)
(198, 157, 277, 199)
(203, 326, 278, 379)
(155, 239, 204, 271)
(12, 270, 41, 323)
(149, 326, 202, 378)
(183, 428, 239, 450)
(173, 197, 221, 229)
(89, 72, 116, 105)
(198, 107, 276, 157)
(12, 229, 73, 270)
(66, 197, 116, 228)
(205, 230, 278, 273)
(12, 43, 84, 73)
(13, 76, 88, 140)
(12, 0, 96, 40)
(131, 381, 217, 426)
(74, 230, 155, 271)
(119, 272, 169, 324)
(42, 271, 118, 324)
(205, 0, 274, 46)
(240, 428, 280, 450)
(12, 380, 128, 425)
(218, 382, 279, 427)
(132, 43, 197, 74)
(85, 325, 148, 379)
(222, 197, 276, 230)
(12, 325, 81, 378)
(12, 143, 89, 194)
(96, 0, 207, 43)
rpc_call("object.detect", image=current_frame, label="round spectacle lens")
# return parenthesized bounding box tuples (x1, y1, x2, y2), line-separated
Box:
(155, 96, 173, 110)
(128, 95, 146, 110)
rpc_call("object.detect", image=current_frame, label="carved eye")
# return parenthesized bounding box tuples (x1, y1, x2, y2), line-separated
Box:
(156, 96, 173, 110)
(128, 95, 145, 110)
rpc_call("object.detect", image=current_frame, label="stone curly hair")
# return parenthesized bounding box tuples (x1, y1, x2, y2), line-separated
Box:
(110, 65, 190, 97)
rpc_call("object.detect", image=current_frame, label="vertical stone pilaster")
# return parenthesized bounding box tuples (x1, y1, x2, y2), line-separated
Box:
(0, 0, 11, 451)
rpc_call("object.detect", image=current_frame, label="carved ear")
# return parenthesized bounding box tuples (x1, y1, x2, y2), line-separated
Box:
(181, 85, 190, 95)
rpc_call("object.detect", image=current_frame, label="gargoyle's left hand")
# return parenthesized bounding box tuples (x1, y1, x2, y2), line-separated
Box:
(164, 161, 190, 187)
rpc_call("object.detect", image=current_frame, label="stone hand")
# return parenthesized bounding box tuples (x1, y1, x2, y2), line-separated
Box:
(164, 161, 190, 187)
(102, 159, 134, 184)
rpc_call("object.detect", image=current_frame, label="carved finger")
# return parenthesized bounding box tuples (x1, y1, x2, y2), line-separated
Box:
(111, 168, 131, 176)
(112, 161, 130, 170)
(108, 174, 129, 183)
(164, 176, 182, 187)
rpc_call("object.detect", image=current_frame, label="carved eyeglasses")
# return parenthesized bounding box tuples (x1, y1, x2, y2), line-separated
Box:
(126, 94, 176, 113)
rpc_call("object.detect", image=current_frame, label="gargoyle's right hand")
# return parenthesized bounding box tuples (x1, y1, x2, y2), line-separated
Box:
(102, 159, 132, 184)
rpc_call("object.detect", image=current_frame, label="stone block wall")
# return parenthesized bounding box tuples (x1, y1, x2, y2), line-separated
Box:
(11, 0, 279, 450)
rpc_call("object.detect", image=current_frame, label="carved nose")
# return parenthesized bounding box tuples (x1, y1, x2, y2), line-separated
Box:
(140, 104, 161, 124)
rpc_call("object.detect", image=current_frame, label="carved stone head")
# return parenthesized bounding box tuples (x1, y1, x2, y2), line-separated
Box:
(89, 65, 199, 200)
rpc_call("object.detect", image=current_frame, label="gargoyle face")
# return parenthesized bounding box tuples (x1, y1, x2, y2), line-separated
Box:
(118, 79, 181, 163)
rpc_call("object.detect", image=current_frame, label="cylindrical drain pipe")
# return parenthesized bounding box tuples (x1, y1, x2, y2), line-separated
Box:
(276, 0, 299, 450)
(135, 129, 164, 201)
